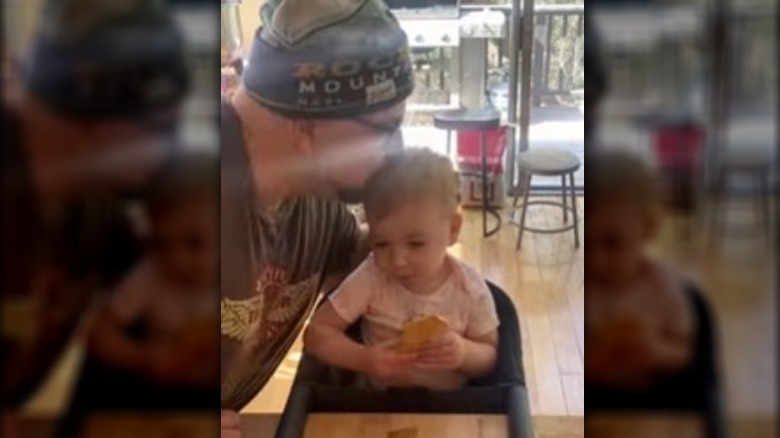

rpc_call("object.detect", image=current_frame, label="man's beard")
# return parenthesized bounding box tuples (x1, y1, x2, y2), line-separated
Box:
(334, 138, 406, 205)
(337, 187, 366, 205)
(87, 137, 177, 199)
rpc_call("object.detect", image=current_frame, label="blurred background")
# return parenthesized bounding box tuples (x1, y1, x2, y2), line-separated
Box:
(3, 0, 220, 436)
(589, 0, 777, 436)
(4, 0, 218, 152)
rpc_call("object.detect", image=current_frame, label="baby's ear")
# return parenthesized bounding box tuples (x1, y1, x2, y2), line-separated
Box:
(449, 213, 463, 245)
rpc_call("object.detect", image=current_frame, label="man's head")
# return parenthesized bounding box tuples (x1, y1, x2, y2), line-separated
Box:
(238, 0, 414, 203)
(363, 148, 462, 293)
(20, 0, 189, 194)
(587, 149, 662, 289)
(583, 14, 607, 148)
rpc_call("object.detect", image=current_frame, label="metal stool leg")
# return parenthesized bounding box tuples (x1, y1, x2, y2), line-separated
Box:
(561, 174, 569, 223)
(569, 171, 580, 248)
(516, 172, 532, 250)
(481, 131, 489, 237)
(480, 130, 501, 238)
(708, 168, 725, 245)
(758, 167, 770, 234)
(446, 129, 452, 159)
(511, 172, 522, 210)
(511, 168, 526, 211)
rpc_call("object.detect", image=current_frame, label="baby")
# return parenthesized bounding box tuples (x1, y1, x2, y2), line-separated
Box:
(88, 154, 219, 391)
(586, 149, 696, 393)
(304, 148, 499, 391)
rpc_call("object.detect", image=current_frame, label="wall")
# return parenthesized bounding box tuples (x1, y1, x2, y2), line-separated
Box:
(237, 0, 266, 54)
(7, 0, 264, 54)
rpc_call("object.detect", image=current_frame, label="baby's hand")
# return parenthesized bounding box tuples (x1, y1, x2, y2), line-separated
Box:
(415, 331, 467, 371)
(604, 317, 662, 372)
(365, 340, 417, 380)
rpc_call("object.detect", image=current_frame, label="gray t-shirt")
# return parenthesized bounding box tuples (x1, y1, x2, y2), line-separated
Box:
(220, 102, 358, 410)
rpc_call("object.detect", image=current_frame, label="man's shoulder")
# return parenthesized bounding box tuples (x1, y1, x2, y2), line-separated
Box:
(295, 193, 349, 211)
(281, 194, 352, 231)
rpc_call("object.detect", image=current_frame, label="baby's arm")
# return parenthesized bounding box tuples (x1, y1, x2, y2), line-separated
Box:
(304, 259, 417, 380)
(303, 302, 369, 373)
(88, 263, 181, 382)
(461, 282, 500, 377)
(304, 302, 416, 380)
(642, 277, 695, 373)
(459, 329, 498, 377)
(88, 303, 152, 373)
(88, 262, 149, 372)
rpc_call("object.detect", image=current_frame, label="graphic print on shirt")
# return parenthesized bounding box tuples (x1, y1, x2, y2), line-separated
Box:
(221, 264, 318, 348)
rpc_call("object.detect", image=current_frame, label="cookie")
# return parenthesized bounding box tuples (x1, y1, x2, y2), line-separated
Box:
(387, 427, 418, 438)
(398, 315, 450, 353)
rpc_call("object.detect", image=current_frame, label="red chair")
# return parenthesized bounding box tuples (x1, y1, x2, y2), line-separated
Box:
(654, 123, 704, 172)
(456, 127, 508, 175)
(434, 108, 503, 237)
(652, 121, 705, 214)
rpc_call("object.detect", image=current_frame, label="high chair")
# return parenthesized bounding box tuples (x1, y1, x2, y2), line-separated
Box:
(587, 283, 725, 438)
(274, 282, 534, 438)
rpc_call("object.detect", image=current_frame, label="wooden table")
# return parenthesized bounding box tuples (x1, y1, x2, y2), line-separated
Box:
(18, 414, 223, 438)
(586, 414, 703, 438)
(246, 413, 507, 438)
(588, 414, 778, 438)
(308, 414, 506, 438)
(80, 414, 505, 438)
(16, 413, 776, 438)
(18, 413, 505, 438)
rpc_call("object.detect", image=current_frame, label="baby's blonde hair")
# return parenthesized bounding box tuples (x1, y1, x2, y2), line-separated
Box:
(364, 148, 460, 221)
(589, 149, 661, 208)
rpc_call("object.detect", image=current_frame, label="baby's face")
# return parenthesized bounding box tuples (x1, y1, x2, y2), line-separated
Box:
(368, 196, 461, 293)
(586, 200, 657, 289)
(149, 196, 217, 290)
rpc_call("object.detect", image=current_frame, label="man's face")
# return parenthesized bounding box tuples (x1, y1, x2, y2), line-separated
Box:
(309, 103, 406, 203)
(79, 117, 177, 195)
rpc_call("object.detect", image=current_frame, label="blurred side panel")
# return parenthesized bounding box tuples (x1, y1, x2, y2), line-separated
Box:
(586, 0, 777, 437)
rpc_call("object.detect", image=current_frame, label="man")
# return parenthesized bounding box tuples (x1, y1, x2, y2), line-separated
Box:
(219, 0, 413, 434)
(585, 5, 609, 146)
(1, 0, 189, 430)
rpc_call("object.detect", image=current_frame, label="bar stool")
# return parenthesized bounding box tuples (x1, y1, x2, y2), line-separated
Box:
(510, 148, 580, 249)
(434, 108, 502, 237)
(709, 146, 772, 241)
